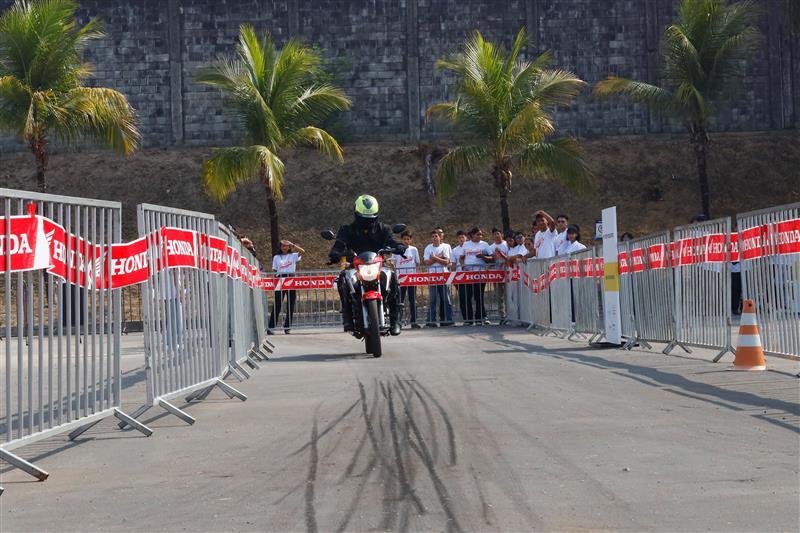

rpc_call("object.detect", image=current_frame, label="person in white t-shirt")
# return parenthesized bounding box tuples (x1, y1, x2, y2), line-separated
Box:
(268, 239, 305, 334)
(507, 232, 528, 263)
(460, 227, 490, 324)
(423, 230, 453, 326)
(553, 214, 570, 255)
(392, 231, 421, 328)
(560, 225, 587, 254)
(486, 228, 509, 321)
(532, 210, 557, 259)
(450, 230, 468, 322)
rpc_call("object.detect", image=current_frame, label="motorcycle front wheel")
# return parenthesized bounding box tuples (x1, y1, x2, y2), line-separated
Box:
(364, 299, 382, 358)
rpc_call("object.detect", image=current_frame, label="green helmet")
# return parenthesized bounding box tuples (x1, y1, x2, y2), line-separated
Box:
(354, 194, 379, 219)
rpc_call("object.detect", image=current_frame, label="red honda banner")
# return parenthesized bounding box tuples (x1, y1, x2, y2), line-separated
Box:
(777, 218, 800, 255)
(539, 274, 546, 291)
(705, 234, 727, 263)
(630, 248, 645, 273)
(548, 262, 558, 283)
(279, 275, 337, 291)
(739, 226, 764, 260)
(594, 257, 604, 278)
(729, 233, 740, 262)
(0, 215, 50, 272)
(583, 257, 594, 278)
(558, 260, 568, 279)
(647, 243, 667, 269)
(161, 227, 198, 269)
(569, 259, 580, 279)
(397, 272, 449, 286)
(108, 237, 149, 288)
(618, 251, 629, 274)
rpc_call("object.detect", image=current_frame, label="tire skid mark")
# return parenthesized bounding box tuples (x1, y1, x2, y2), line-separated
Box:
(396, 375, 440, 464)
(406, 373, 458, 466)
(305, 412, 320, 533)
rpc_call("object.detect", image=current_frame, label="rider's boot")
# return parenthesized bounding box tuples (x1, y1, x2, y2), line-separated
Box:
(389, 307, 401, 336)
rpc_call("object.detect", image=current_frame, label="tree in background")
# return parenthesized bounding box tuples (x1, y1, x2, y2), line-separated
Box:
(594, 0, 761, 218)
(427, 29, 591, 234)
(198, 25, 351, 256)
(0, 0, 139, 192)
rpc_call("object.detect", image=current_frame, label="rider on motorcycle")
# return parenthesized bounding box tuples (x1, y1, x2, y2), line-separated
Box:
(328, 195, 406, 336)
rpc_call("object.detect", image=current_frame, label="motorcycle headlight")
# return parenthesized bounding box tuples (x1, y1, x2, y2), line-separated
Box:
(357, 262, 381, 282)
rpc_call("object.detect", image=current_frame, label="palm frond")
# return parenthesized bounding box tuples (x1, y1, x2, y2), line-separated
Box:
(525, 69, 586, 108)
(286, 84, 351, 128)
(0, 74, 31, 131)
(515, 137, 592, 194)
(434, 145, 490, 204)
(502, 101, 554, 147)
(202, 145, 285, 202)
(288, 126, 344, 161)
(593, 77, 675, 112)
(50, 86, 140, 154)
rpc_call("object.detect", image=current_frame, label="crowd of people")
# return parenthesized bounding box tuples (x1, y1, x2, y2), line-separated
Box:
(260, 210, 590, 332)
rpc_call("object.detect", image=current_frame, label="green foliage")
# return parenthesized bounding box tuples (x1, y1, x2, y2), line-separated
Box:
(0, 0, 139, 154)
(427, 28, 591, 204)
(198, 25, 351, 202)
(594, 0, 761, 126)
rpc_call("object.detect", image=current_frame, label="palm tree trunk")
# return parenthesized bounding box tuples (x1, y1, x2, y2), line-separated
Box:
(261, 165, 280, 256)
(30, 135, 49, 193)
(689, 126, 711, 218)
(493, 165, 513, 234)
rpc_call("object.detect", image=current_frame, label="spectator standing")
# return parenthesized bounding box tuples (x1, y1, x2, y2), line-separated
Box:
(486, 228, 509, 322)
(508, 232, 528, 263)
(392, 231, 421, 328)
(553, 214, 569, 255)
(561, 225, 587, 254)
(268, 239, 305, 334)
(450, 230, 468, 323)
(423, 230, 453, 326)
(434, 226, 452, 320)
(460, 227, 490, 325)
(532, 210, 557, 259)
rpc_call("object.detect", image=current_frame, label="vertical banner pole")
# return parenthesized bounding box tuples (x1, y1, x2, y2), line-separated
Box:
(601, 206, 623, 346)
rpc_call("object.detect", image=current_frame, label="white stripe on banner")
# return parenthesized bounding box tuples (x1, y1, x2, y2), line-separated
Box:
(736, 334, 762, 348)
(446, 271, 457, 285)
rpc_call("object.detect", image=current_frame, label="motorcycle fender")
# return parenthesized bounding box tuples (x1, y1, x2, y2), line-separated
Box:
(363, 290, 382, 301)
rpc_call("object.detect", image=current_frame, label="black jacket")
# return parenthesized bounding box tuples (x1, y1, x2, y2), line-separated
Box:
(329, 218, 405, 261)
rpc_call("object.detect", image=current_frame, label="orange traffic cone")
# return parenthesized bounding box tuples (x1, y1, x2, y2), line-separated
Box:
(732, 299, 766, 371)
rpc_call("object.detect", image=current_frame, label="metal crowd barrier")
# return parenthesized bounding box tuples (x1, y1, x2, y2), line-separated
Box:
(570, 248, 602, 340)
(736, 202, 800, 361)
(628, 231, 676, 351)
(1, 189, 151, 483)
(122, 204, 246, 429)
(526, 259, 552, 333)
(547, 256, 572, 337)
(667, 216, 734, 360)
(616, 240, 638, 348)
(219, 224, 266, 381)
(264, 269, 341, 330)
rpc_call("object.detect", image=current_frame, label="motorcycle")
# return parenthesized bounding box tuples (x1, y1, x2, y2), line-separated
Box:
(321, 224, 406, 358)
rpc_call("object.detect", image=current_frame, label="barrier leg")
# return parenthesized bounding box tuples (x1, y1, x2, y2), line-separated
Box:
(112, 409, 153, 437)
(230, 360, 251, 379)
(118, 404, 151, 430)
(712, 345, 735, 363)
(663, 340, 692, 355)
(246, 350, 262, 369)
(0, 448, 49, 481)
(186, 384, 215, 402)
(215, 379, 247, 401)
(157, 399, 196, 425)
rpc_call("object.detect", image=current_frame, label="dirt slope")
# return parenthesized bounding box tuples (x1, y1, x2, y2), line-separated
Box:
(1, 131, 798, 268)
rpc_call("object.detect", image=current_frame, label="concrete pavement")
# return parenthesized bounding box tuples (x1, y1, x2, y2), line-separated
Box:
(1, 326, 798, 532)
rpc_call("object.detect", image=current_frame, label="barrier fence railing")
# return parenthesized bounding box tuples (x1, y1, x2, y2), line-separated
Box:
(570, 248, 603, 341)
(667, 216, 734, 360)
(0, 189, 151, 483)
(219, 224, 266, 381)
(121, 203, 247, 429)
(616, 240, 638, 348)
(627, 231, 675, 351)
(736, 202, 800, 361)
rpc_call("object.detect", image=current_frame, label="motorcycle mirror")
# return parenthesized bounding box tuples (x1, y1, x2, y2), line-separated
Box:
(392, 224, 407, 234)
(320, 229, 335, 241)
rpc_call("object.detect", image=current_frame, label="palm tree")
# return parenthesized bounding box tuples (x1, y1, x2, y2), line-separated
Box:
(427, 29, 591, 234)
(0, 0, 139, 192)
(594, 0, 760, 218)
(198, 25, 351, 256)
